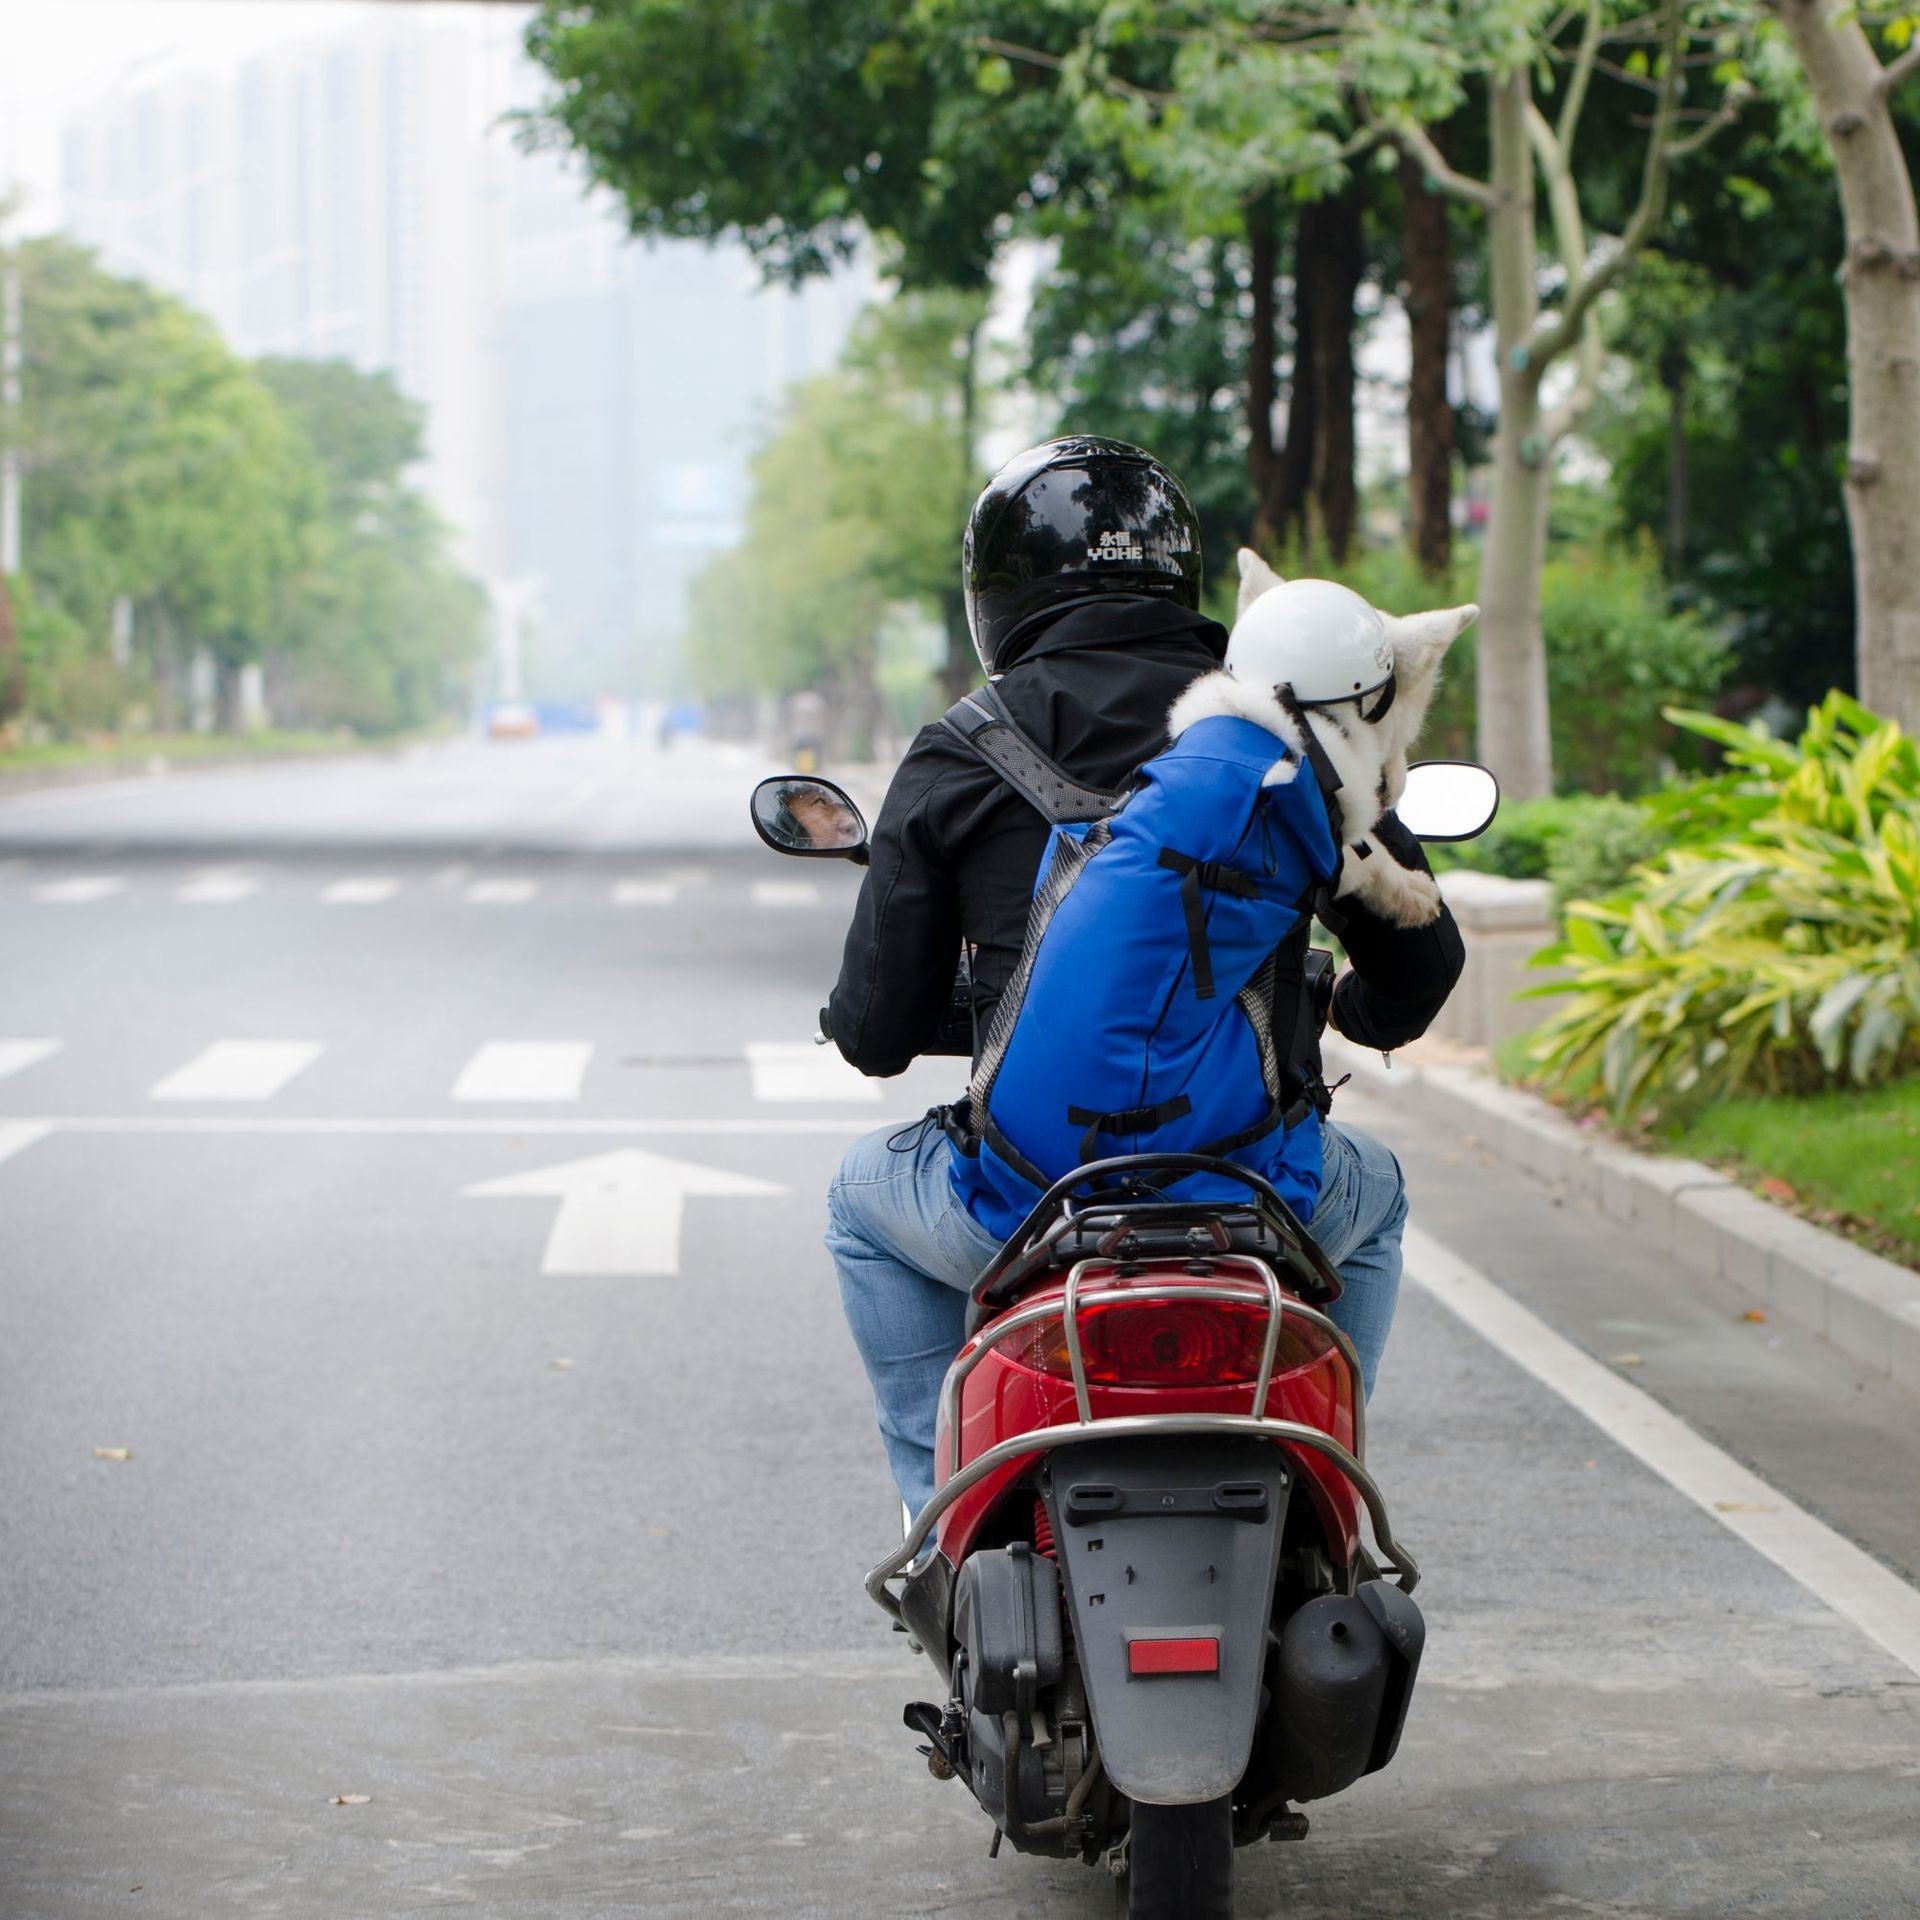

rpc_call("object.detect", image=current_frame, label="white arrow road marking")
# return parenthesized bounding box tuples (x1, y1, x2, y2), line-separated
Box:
(0, 1039, 61, 1085)
(150, 1041, 324, 1102)
(746, 1041, 881, 1104)
(463, 1149, 787, 1276)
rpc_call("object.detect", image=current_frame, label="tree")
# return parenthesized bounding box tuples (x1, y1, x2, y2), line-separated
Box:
(1762, 0, 1920, 733)
(1025, 205, 1256, 591)
(689, 292, 987, 746)
(257, 358, 484, 733)
(1598, 108, 1855, 714)
(17, 237, 318, 726)
(526, 2, 1379, 646)
(1370, 1, 1750, 797)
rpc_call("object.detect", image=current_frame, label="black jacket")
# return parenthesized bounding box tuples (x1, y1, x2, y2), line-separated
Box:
(824, 599, 1464, 1077)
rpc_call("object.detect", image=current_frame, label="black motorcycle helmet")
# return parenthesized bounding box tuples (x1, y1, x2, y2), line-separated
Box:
(962, 436, 1204, 675)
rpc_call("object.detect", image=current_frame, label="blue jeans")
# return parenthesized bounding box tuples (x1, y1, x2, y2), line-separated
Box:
(825, 1117, 1408, 1521)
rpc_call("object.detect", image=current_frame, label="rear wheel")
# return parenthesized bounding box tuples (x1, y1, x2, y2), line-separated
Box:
(1125, 1796, 1233, 1919)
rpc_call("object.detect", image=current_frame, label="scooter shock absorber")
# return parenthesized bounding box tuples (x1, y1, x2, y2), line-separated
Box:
(1032, 1497, 1057, 1559)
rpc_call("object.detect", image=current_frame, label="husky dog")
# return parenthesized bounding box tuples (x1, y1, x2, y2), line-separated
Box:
(1167, 550, 1478, 928)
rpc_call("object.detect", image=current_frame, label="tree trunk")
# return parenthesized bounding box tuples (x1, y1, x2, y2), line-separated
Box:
(1660, 345, 1689, 571)
(1303, 188, 1364, 563)
(0, 571, 22, 728)
(1475, 70, 1555, 799)
(1772, 0, 1920, 730)
(1246, 195, 1288, 544)
(1400, 142, 1455, 577)
(1275, 213, 1317, 552)
(944, 325, 983, 701)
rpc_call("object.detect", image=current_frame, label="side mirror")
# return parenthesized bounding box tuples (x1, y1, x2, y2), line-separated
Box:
(1397, 760, 1500, 841)
(750, 774, 871, 862)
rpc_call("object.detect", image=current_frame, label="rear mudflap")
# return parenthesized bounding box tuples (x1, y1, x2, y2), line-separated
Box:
(1041, 1438, 1288, 1806)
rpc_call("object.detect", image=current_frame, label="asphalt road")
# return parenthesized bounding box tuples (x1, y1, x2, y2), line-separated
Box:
(2, 736, 1917, 1920)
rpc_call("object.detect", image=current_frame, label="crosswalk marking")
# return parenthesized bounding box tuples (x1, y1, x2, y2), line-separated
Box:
(451, 1042, 593, 1103)
(0, 1039, 62, 1085)
(175, 870, 258, 904)
(745, 1040, 881, 1104)
(323, 877, 400, 905)
(612, 880, 677, 906)
(467, 878, 537, 904)
(150, 1040, 324, 1102)
(34, 875, 127, 903)
(752, 879, 820, 909)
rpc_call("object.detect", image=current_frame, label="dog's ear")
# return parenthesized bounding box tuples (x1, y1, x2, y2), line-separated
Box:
(1235, 547, 1284, 619)
(1383, 604, 1479, 684)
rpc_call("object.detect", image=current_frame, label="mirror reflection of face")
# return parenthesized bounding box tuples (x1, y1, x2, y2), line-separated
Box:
(784, 784, 862, 849)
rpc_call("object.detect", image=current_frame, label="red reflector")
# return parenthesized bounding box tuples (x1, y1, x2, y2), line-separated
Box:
(1128, 1637, 1220, 1676)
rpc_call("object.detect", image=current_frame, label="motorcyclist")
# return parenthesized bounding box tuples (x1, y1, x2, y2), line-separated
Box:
(821, 436, 1465, 1521)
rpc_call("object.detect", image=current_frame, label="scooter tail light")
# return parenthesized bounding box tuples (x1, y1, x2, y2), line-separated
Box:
(1010, 1294, 1331, 1388)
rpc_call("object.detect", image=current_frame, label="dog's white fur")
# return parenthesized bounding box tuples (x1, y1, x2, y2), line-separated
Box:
(1168, 550, 1478, 928)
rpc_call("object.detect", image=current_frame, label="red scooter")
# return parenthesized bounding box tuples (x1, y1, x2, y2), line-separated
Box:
(750, 761, 1496, 1917)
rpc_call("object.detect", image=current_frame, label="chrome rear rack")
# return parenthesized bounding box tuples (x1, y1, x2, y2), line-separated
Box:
(867, 1255, 1417, 1620)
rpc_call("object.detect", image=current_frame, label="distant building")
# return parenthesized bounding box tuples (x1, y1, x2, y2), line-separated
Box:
(494, 124, 871, 695)
(58, 12, 872, 699)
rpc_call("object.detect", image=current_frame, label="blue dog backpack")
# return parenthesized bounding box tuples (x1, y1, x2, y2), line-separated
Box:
(942, 683, 1341, 1243)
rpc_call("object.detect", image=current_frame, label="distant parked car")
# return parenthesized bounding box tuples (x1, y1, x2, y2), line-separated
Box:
(485, 702, 540, 740)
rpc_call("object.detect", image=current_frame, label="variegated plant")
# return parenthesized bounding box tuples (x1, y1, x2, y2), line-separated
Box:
(1526, 694, 1920, 1121)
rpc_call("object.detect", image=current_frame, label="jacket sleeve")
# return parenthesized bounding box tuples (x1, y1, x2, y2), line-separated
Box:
(821, 739, 964, 1078)
(1328, 812, 1466, 1052)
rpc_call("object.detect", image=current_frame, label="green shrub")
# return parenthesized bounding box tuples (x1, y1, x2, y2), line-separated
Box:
(1545, 796, 1667, 914)
(1527, 692, 1920, 1120)
(1427, 793, 1615, 880)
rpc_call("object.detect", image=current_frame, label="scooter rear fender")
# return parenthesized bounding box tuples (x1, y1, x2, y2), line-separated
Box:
(1041, 1437, 1288, 1806)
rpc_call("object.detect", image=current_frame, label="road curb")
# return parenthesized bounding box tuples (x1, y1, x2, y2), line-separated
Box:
(1327, 1035, 1920, 1395)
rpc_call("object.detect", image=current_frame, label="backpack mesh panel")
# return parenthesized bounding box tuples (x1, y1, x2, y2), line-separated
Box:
(969, 818, 1113, 1135)
(1235, 947, 1286, 1105)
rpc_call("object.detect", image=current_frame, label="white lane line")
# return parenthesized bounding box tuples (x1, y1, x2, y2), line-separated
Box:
(323, 877, 400, 905)
(752, 879, 819, 909)
(0, 1039, 61, 1085)
(468, 878, 537, 904)
(0, 1120, 52, 1168)
(451, 1042, 593, 1103)
(149, 1041, 324, 1103)
(745, 1040, 882, 1104)
(34, 875, 127, 903)
(175, 870, 259, 904)
(612, 880, 678, 907)
(1404, 1224, 1920, 1681)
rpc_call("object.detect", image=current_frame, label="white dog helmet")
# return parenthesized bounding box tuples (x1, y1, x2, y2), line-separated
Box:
(1227, 578, 1395, 715)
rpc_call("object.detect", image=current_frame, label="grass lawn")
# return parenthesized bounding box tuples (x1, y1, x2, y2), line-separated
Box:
(1662, 1079, 1920, 1269)
(0, 728, 391, 778)
(1494, 1031, 1920, 1270)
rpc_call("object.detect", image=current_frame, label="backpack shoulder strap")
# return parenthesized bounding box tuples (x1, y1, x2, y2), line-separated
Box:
(939, 685, 1124, 826)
